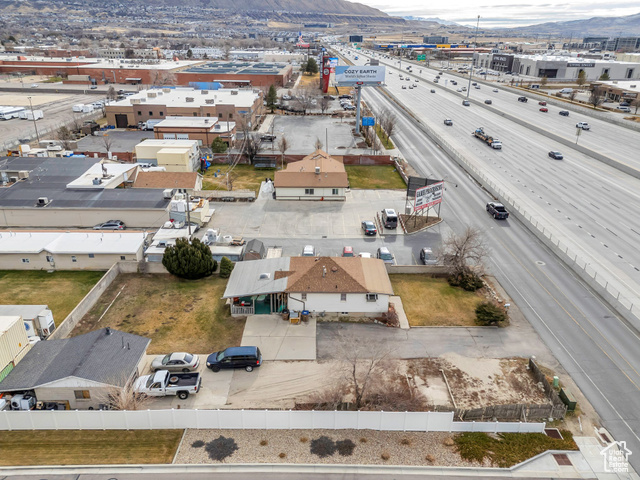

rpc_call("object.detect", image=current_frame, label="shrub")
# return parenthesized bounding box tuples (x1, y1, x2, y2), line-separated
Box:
(443, 437, 455, 447)
(425, 454, 436, 463)
(359, 437, 368, 443)
(381, 452, 390, 461)
(279, 452, 287, 458)
(475, 302, 508, 326)
(310, 436, 336, 458)
(211, 137, 228, 153)
(219, 256, 235, 279)
(260, 439, 268, 446)
(162, 238, 216, 280)
(448, 272, 484, 291)
(191, 440, 205, 448)
(300, 436, 309, 443)
(336, 439, 356, 456)
(204, 436, 239, 461)
(400, 438, 411, 446)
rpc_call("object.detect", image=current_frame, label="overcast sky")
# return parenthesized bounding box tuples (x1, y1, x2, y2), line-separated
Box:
(350, 0, 639, 28)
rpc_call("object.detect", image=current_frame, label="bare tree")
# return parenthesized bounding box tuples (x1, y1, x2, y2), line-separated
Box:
(568, 90, 578, 102)
(57, 125, 74, 150)
(92, 375, 153, 411)
(320, 96, 330, 114)
(243, 133, 262, 164)
(106, 85, 117, 101)
(102, 133, 113, 157)
(294, 86, 318, 115)
(377, 107, 396, 142)
(277, 135, 289, 169)
(314, 137, 323, 150)
(588, 86, 605, 109)
(631, 97, 640, 114)
(440, 226, 489, 279)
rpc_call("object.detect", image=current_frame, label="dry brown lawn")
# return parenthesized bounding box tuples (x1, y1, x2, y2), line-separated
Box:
(72, 274, 245, 354)
(202, 164, 276, 194)
(0, 430, 182, 465)
(390, 275, 484, 326)
(298, 73, 320, 88)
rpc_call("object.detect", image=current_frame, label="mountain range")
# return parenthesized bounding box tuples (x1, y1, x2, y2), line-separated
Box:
(502, 12, 640, 36)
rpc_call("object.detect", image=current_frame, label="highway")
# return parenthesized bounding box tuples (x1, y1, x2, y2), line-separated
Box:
(331, 48, 640, 471)
(341, 48, 640, 330)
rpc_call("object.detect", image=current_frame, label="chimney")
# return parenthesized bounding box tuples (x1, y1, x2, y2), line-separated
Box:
(106, 327, 112, 335)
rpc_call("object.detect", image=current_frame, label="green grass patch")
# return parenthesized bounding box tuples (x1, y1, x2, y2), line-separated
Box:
(375, 124, 395, 149)
(455, 431, 578, 468)
(72, 273, 244, 354)
(44, 76, 64, 83)
(390, 275, 484, 326)
(202, 164, 276, 194)
(345, 165, 405, 189)
(0, 430, 182, 465)
(0, 270, 103, 321)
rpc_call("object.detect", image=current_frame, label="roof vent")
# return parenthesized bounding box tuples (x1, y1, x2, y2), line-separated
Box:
(331, 266, 338, 272)
(106, 327, 112, 335)
(205, 99, 215, 104)
(185, 97, 194, 102)
(201, 90, 208, 95)
(259, 273, 270, 280)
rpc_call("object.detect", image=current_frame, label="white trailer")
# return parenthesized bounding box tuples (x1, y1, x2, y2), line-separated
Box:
(19, 110, 44, 121)
(82, 104, 94, 113)
(0, 107, 26, 120)
(72, 104, 84, 112)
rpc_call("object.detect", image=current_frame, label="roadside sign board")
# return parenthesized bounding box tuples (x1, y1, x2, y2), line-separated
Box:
(415, 181, 444, 210)
(417, 55, 426, 61)
(362, 117, 375, 126)
(335, 66, 386, 87)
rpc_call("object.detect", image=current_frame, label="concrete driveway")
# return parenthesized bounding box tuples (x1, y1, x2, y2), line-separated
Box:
(140, 354, 234, 410)
(241, 315, 316, 360)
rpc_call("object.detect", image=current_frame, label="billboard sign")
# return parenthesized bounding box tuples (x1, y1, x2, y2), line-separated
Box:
(335, 66, 386, 86)
(327, 57, 338, 72)
(415, 181, 444, 210)
(567, 62, 595, 68)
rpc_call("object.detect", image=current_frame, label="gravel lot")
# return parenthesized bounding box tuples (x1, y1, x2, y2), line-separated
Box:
(175, 429, 485, 467)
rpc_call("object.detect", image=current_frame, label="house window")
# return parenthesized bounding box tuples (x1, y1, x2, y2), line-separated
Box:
(206, 113, 211, 117)
(88, 254, 95, 258)
(149, 111, 153, 115)
(366, 293, 378, 302)
(305, 188, 314, 195)
(228, 113, 233, 119)
(219, 113, 223, 118)
(159, 111, 164, 116)
(301, 293, 307, 300)
(21, 258, 29, 263)
(121, 256, 126, 260)
(74, 390, 91, 399)
(332, 189, 339, 195)
(71, 256, 77, 262)
(340, 293, 347, 301)
(46, 255, 54, 262)
(193, 112, 198, 117)
(137, 110, 142, 115)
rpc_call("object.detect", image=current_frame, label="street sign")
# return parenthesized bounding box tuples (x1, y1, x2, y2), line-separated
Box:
(362, 117, 375, 126)
(417, 54, 426, 61)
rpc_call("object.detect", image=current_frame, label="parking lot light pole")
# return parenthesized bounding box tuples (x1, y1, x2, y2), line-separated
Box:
(466, 15, 481, 99)
(27, 96, 40, 144)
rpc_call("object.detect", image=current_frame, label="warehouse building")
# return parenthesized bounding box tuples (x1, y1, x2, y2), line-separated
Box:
(105, 87, 263, 130)
(154, 116, 236, 147)
(175, 61, 293, 87)
(134, 139, 200, 172)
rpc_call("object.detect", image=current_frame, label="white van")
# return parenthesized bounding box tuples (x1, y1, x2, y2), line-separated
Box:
(559, 88, 573, 94)
(72, 104, 84, 112)
(82, 104, 94, 113)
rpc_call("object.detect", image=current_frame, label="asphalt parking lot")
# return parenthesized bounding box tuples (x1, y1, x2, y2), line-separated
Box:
(261, 115, 368, 155)
(204, 187, 448, 265)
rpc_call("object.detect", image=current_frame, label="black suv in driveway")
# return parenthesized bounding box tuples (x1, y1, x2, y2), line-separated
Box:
(486, 202, 509, 220)
(361, 220, 377, 236)
(206, 346, 262, 372)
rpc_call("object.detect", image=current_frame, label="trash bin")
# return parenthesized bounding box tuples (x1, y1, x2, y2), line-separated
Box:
(301, 310, 310, 322)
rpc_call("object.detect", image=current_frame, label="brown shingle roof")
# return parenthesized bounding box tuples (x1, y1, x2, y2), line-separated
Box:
(286, 257, 394, 295)
(133, 171, 199, 189)
(274, 150, 348, 188)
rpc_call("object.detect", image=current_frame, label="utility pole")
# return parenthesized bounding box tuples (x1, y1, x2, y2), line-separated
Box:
(466, 15, 481, 100)
(27, 96, 40, 144)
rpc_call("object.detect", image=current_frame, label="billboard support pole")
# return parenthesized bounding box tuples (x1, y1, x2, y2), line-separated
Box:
(355, 85, 362, 134)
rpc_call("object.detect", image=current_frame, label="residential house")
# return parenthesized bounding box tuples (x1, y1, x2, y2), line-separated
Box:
(223, 256, 394, 316)
(0, 328, 150, 410)
(273, 150, 348, 201)
(0, 231, 146, 270)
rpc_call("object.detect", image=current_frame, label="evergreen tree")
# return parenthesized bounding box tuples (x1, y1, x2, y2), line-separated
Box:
(211, 137, 228, 153)
(219, 256, 235, 279)
(305, 57, 319, 75)
(475, 302, 508, 326)
(187, 49, 193, 59)
(162, 238, 216, 280)
(266, 84, 278, 112)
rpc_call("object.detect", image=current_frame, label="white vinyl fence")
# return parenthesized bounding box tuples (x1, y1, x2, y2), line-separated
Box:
(0, 409, 545, 433)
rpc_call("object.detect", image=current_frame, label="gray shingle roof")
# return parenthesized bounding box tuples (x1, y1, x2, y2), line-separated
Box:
(0, 328, 150, 391)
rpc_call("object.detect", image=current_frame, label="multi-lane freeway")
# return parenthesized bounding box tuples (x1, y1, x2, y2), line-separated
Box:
(332, 46, 640, 471)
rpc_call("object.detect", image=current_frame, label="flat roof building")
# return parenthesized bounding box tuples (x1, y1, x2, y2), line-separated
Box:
(106, 87, 263, 130)
(154, 116, 236, 147)
(175, 61, 293, 87)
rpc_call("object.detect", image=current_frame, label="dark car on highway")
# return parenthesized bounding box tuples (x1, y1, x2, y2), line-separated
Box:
(444, 119, 453, 126)
(518, 96, 528, 102)
(361, 220, 377, 236)
(548, 151, 564, 160)
(486, 202, 509, 220)
(559, 110, 570, 116)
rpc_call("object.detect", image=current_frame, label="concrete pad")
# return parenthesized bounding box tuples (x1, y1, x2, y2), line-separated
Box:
(390, 295, 410, 330)
(241, 315, 317, 361)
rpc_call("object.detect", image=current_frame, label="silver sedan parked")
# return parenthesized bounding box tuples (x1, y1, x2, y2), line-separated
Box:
(151, 352, 200, 373)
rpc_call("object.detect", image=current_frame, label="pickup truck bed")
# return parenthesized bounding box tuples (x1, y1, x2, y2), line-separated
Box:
(167, 372, 199, 387)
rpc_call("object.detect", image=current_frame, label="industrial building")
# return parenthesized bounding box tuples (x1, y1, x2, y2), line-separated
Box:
(105, 87, 263, 130)
(134, 139, 200, 172)
(175, 61, 293, 87)
(154, 116, 236, 147)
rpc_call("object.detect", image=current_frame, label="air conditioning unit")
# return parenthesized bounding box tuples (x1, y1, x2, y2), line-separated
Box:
(174, 193, 186, 201)
(201, 90, 208, 95)
(163, 188, 174, 199)
(18, 170, 29, 179)
(147, 92, 157, 98)
(9, 176, 18, 183)
(231, 90, 238, 95)
(205, 99, 215, 104)
(185, 97, 194, 102)
(37, 197, 49, 206)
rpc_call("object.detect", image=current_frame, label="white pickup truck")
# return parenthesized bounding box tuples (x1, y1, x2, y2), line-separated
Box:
(135, 370, 201, 400)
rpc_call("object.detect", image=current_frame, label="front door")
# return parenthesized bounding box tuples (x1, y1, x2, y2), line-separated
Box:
(115, 114, 128, 128)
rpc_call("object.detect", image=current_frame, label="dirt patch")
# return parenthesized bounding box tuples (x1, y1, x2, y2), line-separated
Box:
(407, 355, 548, 409)
(401, 214, 441, 233)
(71, 273, 244, 354)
